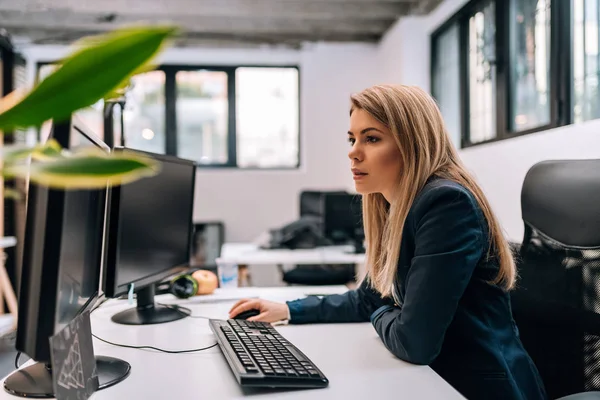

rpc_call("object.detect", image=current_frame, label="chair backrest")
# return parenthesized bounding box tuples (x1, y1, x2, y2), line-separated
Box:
(514, 159, 600, 398)
(299, 190, 347, 219)
(521, 159, 600, 247)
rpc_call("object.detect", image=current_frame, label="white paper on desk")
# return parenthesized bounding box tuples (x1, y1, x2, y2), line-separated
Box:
(181, 289, 261, 304)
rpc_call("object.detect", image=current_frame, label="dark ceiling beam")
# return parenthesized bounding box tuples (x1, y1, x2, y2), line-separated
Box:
(0, 12, 394, 35)
(0, 0, 417, 20)
(8, 27, 381, 47)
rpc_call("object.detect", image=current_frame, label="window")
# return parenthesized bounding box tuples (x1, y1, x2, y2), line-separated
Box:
(123, 70, 166, 154)
(573, 0, 600, 123)
(432, 22, 462, 148)
(510, 0, 552, 131)
(236, 67, 299, 168)
(468, 1, 497, 143)
(431, 0, 570, 148)
(176, 70, 228, 165)
(35, 63, 300, 168)
(172, 66, 299, 168)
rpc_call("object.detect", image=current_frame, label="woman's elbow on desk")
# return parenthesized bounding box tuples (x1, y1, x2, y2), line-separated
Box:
(371, 307, 441, 366)
(380, 332, 439, 366)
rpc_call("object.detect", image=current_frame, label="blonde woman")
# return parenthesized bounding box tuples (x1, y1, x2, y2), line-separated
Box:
(229, 85, 546, 400)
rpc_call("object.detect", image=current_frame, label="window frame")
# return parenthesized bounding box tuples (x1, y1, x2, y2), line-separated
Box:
(36, 62, 301, 169)
(430, 0, 572, 149)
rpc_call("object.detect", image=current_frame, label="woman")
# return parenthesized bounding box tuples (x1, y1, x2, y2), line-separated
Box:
(229, 85, 547, 400)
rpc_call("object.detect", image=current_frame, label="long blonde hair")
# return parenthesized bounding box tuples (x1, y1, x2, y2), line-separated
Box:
(351, 85, 515, 303)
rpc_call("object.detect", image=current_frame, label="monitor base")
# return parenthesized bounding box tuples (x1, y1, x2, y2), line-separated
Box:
(111, 285, 188, 325)
(3, 356, 130, 398)
(97, 355, 131, 390)
(111, 303, 186, 325)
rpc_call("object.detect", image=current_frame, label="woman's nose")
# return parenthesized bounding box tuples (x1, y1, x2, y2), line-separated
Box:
(348, 143, 362, 161)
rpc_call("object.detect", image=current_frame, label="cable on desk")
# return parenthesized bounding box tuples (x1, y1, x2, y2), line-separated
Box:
(14, 352, 21, 370)
(92, 334, 218, 354)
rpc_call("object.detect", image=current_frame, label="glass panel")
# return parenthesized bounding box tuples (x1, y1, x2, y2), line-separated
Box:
(236, 67, 299, 168)
(510, 0, 551, 131)
(573, 0, 600, 123)
(175, 70, 228, 165)
(433, 23, 462, 148)
(469, 1, 497, 144)
(123, 70, 166, 154)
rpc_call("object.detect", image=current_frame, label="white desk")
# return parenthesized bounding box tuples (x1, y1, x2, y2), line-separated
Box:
(220, 244, 367, 285)
(0, 286, 463, 399)
(220, 243, 366, 266)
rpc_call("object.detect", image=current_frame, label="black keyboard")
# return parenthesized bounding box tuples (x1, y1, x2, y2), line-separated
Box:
(209, 319, 329, 389)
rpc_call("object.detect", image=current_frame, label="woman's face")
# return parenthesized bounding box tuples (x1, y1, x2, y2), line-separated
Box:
(347, 108, 402, 202)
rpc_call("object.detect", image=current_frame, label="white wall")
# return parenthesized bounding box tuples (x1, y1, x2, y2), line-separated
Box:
(460, 121, 600, 242)
(193, 44, 378, 241)
(20, 42, 378, 242)
(378, 16, 430, 89)
(378, 0, 600, 242)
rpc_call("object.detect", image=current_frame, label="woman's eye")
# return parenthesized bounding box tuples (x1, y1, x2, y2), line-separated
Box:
(348, 138, 355, 145)
(366, 136, 379, 143)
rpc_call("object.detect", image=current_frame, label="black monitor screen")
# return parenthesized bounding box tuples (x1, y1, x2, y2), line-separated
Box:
(15, 116, 108, 364)
(54, 124, 107, 334)
(111, 151, 195, 294)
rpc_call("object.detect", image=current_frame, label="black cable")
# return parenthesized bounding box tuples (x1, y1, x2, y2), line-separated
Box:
(92, 333, 218, 354)
(91, 301, 216, 353)
(14, 352, 21, 370)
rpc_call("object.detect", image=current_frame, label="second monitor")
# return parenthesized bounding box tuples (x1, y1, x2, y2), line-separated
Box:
(103, 148, 196, 325)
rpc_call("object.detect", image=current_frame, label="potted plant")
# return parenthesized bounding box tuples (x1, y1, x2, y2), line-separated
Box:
(0, 25, 179, 331)
(0, 25, 179, 192)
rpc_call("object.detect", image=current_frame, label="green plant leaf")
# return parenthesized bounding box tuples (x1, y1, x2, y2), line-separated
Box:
(104, 63, 158, 101)
(4, 150, 160, 189)
(1, 139, 63, 163)
(4, 188, 22, 200)
(0, 25, 177, 131)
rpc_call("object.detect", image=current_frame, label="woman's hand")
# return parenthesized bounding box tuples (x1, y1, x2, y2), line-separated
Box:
(229, 298, 289, 323)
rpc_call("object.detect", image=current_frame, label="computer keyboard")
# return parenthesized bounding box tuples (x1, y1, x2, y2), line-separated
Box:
(209, 319, 329, 388)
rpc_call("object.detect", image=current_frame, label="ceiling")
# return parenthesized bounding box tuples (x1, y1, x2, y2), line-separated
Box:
(0, 0, 443, 49)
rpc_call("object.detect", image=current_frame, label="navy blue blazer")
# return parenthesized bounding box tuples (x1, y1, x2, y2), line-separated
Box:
(286, 178, 547, 400)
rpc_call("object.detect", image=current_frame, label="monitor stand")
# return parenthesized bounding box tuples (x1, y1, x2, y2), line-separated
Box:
(3, 356, 131, 397)
(111, 285, 187, 325)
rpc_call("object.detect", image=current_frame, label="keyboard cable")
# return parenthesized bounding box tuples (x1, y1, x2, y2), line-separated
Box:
(91, 298, 217, 354)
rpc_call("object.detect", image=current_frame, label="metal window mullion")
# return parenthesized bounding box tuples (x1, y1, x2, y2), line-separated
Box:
(165, 68, 177, 156)
(227, 67, 237, 167)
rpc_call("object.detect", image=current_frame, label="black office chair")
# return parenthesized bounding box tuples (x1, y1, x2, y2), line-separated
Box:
(280, 190, 357, 286)
(281, 263, 356, 286)
(511, 159, 600, 400)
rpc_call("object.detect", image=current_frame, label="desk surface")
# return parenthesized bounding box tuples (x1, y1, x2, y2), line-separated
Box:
(1, 286, 463, 400)
(221, 243, 366, 266)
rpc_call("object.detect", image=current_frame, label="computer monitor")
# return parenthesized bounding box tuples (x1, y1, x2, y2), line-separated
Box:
(103, 148, 196, 325)
(323, 193, 364, 252)
(4, 115, 130, 398)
